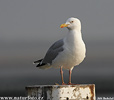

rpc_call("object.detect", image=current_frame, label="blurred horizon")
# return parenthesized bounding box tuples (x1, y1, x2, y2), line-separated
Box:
(0, 0, 114, 97)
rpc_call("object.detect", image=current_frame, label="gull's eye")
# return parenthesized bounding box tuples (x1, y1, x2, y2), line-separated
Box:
(70, 21, 74, 23)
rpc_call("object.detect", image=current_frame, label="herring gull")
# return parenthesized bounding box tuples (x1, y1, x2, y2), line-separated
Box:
(34, 17, 86, 85)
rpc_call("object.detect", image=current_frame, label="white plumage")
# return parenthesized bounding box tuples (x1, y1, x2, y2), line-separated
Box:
(34, 17, 86, 85)
(52, 27, 86, 70)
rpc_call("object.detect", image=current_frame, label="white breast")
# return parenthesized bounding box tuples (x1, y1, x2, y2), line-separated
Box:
(52, 30, 86, 70)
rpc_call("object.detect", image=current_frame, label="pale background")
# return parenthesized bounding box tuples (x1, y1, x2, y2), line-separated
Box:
(0, 0, 114, 96)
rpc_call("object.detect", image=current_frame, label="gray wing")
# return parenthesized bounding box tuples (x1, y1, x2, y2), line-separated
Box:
(42, 39, 64, 64)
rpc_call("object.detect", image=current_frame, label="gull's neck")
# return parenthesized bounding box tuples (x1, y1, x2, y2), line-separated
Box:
(64, 29, 83, 46)
(68, 29, 82, 40)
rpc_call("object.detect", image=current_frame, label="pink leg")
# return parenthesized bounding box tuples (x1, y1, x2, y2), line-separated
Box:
(68, 69, 72, 85)
(68, 69, 80, 85)
(60, 67, 66, 85)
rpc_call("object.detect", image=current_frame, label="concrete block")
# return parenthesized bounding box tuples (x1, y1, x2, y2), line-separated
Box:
(26, 84, 96, 100)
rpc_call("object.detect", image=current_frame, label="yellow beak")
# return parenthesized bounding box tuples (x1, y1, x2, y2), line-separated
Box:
(60, 23, 69, 28)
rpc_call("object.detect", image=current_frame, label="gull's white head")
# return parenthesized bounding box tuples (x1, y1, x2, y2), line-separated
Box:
(60, 17, 81, 31)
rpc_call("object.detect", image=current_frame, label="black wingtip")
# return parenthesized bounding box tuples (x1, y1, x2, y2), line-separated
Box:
(33, 59, 43, 64)
(36, 63, 46, 67)
(33, 59, 47, 67)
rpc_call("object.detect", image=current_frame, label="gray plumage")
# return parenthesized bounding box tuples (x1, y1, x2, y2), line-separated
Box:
(34, 17, 86, 84)
(43, 39, 64, 64)
(34, 39, 64, 68)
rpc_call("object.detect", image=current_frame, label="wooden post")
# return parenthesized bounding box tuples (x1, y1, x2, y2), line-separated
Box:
(26, 84, 96, 100)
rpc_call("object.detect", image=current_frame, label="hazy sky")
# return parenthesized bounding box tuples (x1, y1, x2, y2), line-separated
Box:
(0, 0, 114, 43)
(0, 0, 114, 59)
(0, 0, 114, 96)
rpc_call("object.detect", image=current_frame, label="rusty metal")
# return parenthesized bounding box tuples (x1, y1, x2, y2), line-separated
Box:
(26, 84, 96, 100)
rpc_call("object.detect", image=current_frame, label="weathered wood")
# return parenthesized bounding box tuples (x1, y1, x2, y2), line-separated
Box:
(26, 84, 96, 100)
